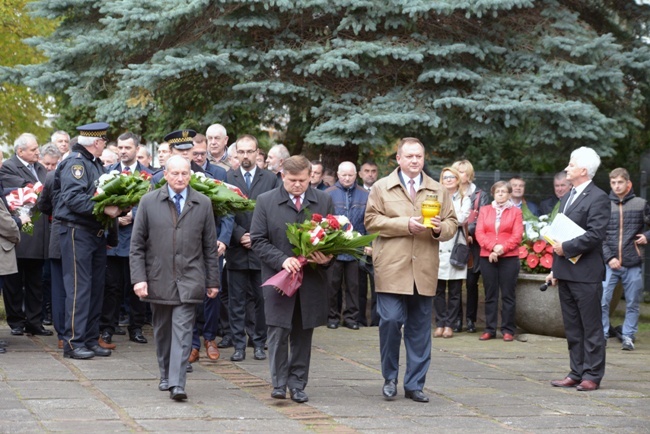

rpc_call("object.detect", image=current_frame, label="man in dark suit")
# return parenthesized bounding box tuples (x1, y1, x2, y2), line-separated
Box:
(251, 155, 333, 404)
(99, 132, 152, 349)
(0, 133, 52, 336)
(539, 171, 571, 216)
(131, 154, 219, 401)
(226, 135, 280, 362)
(547, 146, 610, 392)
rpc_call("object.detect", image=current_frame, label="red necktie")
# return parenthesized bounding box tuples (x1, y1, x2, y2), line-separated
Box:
(294, 195, 301, 211)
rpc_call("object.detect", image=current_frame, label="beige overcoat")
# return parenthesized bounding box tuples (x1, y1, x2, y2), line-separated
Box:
(0, 199, 20, 276)
(364, 168, 458, 296)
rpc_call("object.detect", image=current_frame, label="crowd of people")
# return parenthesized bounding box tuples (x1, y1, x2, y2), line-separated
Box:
(0, 126, 648, 403)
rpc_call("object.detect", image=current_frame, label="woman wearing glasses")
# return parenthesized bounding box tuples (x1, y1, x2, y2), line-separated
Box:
(433, 167, 471, 339)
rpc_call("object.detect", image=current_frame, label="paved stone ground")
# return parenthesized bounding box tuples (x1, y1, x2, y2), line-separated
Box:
(1, 322, 649, 433)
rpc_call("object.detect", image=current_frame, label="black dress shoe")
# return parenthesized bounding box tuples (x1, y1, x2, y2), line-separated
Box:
(405, 390, 429, 403)
(271, 386, 286, 399)
(327, 322, 339, 329)
(186, 363, 193, 373)
(466, 319, 476, 333)
(382, 379, 397, 399)
(88, 345, 111, 357)
(64, 347, 95, 359)
(230, 349, 245, 362)
(217, 336, 233, 348)
(10, 327, 24, 336)
(452, 319, 463, 333)
(0, 339, 7, 347)
(100, 330, 113, 344)
(129, 328, 148, 344)
(113, 326, 126, 336)
(253, 347, 267, 360)
(25, 326, 53, 336)
(170, 386, 188, 401)
(344, 322, 360, 330)
(0, 347, 6, 354)
(289, 388, 309, 403)
(159, 378, 169, 391)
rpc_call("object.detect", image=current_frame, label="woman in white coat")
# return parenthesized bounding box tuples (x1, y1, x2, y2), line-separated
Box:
(433, 167, 471, 338)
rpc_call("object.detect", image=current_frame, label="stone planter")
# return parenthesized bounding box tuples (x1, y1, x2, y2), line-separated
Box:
(515, 273, 565, 338)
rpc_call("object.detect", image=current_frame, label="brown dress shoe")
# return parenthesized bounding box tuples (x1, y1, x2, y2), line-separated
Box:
(442, 327, 453, 338)
(98, 337, 116, 350)
(433, 327, 444, 338)
(576, 380, 599, 391)
(550, 377, 580, 388)
(204, 340, 220, 361)
(189, 348, 200, 364)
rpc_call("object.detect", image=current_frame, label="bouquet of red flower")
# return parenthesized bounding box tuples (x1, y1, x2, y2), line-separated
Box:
(92, 170, 152, 227)
(155, 172, 255, 216)
(262, 213, 378, 297)
(5, 182, 43, 235)
(519, 213, 554, 273)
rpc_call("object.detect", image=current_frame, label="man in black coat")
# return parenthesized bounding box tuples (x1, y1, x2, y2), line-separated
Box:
(251, 155, 333, 404)
(547, 147, 610, 392)
(225, 135, 280, 362)
(0, 133, 51, 336)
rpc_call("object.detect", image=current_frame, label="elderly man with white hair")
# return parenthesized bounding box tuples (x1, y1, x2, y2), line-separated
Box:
(324, 161, 369, 330)
(546, 146, 610, 392)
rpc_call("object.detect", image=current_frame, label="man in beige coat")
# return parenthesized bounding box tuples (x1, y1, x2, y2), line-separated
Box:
(0, 198, 22, 354)
(365, 137, 457, 403)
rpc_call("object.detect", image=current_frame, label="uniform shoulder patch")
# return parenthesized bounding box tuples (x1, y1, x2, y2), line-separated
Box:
(71, 164, 84, 179)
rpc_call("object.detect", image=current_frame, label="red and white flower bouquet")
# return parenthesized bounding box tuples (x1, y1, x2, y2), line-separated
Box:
(262, 213, 378, 297)
(5, 182, 43, 234)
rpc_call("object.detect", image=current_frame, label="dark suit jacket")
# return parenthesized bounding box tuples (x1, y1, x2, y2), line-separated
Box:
(204, 162, 227, 181)
(0, 155, 49, 259)
(225, 168, 280, 270)
(551, 182, 610, 283)
(250, 186, 333, 329)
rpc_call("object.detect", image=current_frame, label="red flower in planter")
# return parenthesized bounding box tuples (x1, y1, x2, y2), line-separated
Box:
(518, 245, 529, 259)
(540, 253, 553, 269)
(532, 239, 547, 253)
(526, 253, 539, 269)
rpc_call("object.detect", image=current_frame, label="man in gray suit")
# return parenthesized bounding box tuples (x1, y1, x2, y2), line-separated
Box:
(251, 155, 333, 403)
(130, 153, 219, 401)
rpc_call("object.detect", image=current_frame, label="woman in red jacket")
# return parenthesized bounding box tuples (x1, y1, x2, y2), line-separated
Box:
(475, 181, 523, 341)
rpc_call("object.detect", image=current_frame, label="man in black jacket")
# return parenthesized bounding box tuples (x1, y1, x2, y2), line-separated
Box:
(0, 133, 50, 337)
(600, 167, 650, 351)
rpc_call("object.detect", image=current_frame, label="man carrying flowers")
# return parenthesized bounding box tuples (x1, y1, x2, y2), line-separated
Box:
(53, 122, 124, 360)
(250, 155, 334, 404)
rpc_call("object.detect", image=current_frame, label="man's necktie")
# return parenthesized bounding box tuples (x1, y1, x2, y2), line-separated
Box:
(294, 195, 301, 211)
(174, 193, 182, 216)
(408, 179, 417, 202)
(563, 188, 576, 213)
(28, 164, 38, 179)
(123, 165, 131, 173)
(244, 172, 252, 190)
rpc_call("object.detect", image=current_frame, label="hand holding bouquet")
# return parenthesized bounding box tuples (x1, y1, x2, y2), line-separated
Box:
(156, 172, 255, 216)
(5, 182, 43, 235)
(92, 170, 152, 227)
(263, 213, 378, 297)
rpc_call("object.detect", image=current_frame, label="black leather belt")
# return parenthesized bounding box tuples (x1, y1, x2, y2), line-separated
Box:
(61, 221, 105, 237)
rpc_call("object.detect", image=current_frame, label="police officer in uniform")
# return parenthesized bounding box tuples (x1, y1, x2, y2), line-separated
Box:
(53, 123, 122, 359)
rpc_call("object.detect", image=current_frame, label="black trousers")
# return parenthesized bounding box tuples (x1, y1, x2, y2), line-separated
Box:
(480, 256, 519, 335)
(327, 260, 360, 325)
(358, 260, 378, 326)
(60, 226, 106, 350)
(228, 269, 266, 350)
(101, 256, 145, 333)
(558, 280, 606, 383)
(2, 258, 44, 331)
(434, 279, 462, 327)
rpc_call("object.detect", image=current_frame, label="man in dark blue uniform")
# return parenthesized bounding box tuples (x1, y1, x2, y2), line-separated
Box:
(53, 122, 122, 359)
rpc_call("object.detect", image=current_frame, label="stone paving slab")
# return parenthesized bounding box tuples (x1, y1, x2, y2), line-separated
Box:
(1, 324, 650, 433)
